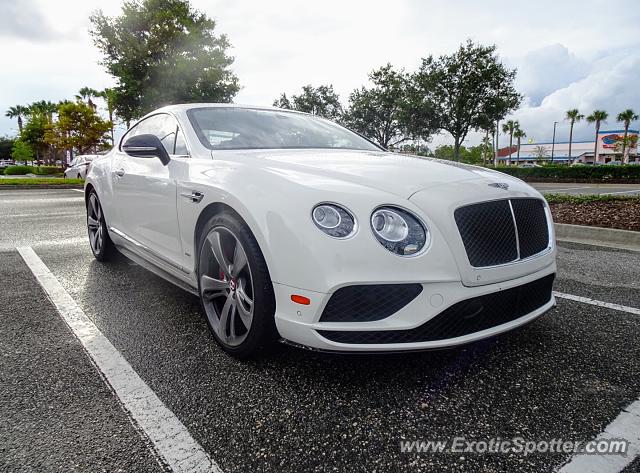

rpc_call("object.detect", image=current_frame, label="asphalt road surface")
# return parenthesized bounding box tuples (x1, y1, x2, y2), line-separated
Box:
(1, 188, 639, 473)
(530, 182, 640, 196)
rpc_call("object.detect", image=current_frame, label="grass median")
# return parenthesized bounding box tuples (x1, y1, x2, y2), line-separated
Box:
(0, 178, 84, 186)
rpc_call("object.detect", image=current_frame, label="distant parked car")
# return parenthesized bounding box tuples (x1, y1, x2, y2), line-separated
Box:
(604, 161, 622, 166)
(64, 155, 97, 179)
(520, 163, 541, 168)
(0, 159, 14, 169)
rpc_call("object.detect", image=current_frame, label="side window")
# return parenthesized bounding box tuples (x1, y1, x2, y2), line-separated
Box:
(174, 128, 189, 156)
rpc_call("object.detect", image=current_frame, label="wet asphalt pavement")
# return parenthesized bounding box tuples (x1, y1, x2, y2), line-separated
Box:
(1, 188, 639, 473)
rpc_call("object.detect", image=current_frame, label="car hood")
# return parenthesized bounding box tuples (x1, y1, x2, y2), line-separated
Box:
(218, 149, 515, 198)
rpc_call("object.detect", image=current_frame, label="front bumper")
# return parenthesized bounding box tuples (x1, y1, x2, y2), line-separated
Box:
(273, 262, 556, 352)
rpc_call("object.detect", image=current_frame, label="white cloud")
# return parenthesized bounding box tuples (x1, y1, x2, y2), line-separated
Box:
(508, 49, 640, 145)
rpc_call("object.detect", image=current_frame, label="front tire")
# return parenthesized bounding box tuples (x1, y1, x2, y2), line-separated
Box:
(87, 191, 116, 261)
(197, 212, 277, 359)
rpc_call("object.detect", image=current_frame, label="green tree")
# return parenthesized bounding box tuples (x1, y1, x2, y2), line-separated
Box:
(586, 110, 608, 162)
(11, 139, 34, 164)
(433, 144, 458, 161)
(616, 109, 638, 164)
(410, 40, 521, 161)
(273, 84, 342, 120)
(501, 119, 519, 165)
(0, 136, 16, 159)
(433, 144, 483, 164)
(565, 109, 584, 164)
(90, 0, 239, 123)
(29, 101, 59, 162)
(272, 93, 292, 110)
(342, 64, 413, 148)
(44, 101, 112, 155)
(20, 114, 48, 163)
(513, 127, 526, 162)
(5, 105, 30, 133)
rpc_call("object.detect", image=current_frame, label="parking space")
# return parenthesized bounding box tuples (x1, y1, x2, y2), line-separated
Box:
(1, 189, 640, 472)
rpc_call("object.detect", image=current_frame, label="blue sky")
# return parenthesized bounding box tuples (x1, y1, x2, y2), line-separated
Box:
(1, 0, 639, 148)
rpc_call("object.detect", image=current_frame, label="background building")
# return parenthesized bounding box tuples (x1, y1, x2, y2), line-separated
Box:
(497, 130, 638, 164)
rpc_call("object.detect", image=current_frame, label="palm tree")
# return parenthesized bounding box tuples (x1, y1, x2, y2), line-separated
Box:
(533, 145, 550, 160)
(5, 105, 29, 133)
(30, 100, 58, 123)
(586, 110, 609, 163)
(501, 120, 518, 165)
(616, 109, 638, 164)
(98, 88, 117, 144)
(76, 87, 100, 110)
(565, 109, 584, 164)
(481, 129, 492, 165)
(513, 127, 526, 162)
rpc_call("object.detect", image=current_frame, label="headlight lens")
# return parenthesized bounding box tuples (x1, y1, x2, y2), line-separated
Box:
(371, 207, 428, 256)
(312, 204, 356, 238)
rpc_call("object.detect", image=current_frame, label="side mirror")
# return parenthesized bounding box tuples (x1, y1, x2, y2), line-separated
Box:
(122, 134, 171, 166)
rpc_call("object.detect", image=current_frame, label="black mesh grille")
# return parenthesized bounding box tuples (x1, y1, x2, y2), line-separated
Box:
(454, 200, 518, 267)
(454, 198, 549, 267)
(317, 274, 554, 344)
(511, 199, 549, 259)
(319, 284, 423, 322)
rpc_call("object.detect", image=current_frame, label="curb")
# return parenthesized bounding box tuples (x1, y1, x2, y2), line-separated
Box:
(555, 223, 640, 251)
(0, 185, 83, 190)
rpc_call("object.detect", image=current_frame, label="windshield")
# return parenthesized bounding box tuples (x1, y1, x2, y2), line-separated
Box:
(187, 107, 381, 151)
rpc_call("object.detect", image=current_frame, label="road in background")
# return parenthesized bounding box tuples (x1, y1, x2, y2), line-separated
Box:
(531, 182, 640, 195)
(1, 188, 639, 473)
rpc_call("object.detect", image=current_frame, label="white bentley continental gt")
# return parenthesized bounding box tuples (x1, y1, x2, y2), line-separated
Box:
(85, 104, 557, 358)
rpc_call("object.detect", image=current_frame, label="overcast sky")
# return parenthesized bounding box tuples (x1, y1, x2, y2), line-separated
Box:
(1, 0, 639, 147)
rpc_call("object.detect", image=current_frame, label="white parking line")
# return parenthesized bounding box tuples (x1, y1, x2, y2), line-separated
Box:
(17, 246, 221, 473)
(559, 398, 640, 473)
(553, 291, 640, 315)
(70, 188, 84, 193)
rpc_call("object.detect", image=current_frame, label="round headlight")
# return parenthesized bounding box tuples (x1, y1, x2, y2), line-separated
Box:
(370, 206, 428, 256)
(312, 204, 356, 238)
(371, 209, 409, 242)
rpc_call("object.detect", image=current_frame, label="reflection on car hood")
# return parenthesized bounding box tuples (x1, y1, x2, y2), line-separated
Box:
(223, 149, 515, 198)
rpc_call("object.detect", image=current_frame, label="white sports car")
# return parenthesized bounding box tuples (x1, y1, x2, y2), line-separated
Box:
(85, 104, 557, 358)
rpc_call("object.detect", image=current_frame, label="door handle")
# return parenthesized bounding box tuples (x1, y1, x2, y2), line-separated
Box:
(115, 168, 125, 177)
(180, 191, 204, 203)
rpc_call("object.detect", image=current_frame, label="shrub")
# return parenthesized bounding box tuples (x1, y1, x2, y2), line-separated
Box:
(33, 166, 64, 175)
(487, 164, 640, 181)
(4, 165, 34, 175)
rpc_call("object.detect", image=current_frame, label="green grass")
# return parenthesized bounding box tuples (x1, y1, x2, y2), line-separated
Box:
(543, 193, 640, 204)
(0, 178, 84, 186)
